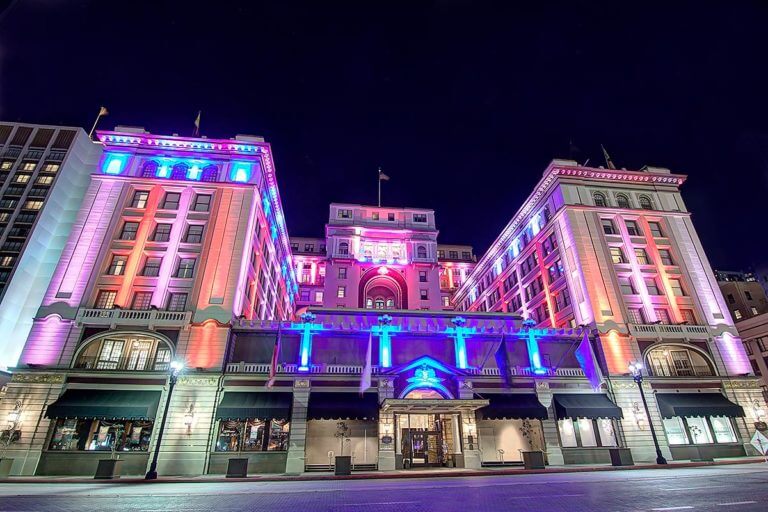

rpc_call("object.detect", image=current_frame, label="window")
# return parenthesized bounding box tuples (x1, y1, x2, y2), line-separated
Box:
(23, 200, 43, 210)
(300, 290, 310, 301)
(449, 250, 458, 259)
(184, 225, 204, 244)
(170, 163, 188, 180)
(304, 243, 314, 252)
(36, 175, 53, 185)
(338, 267, 347, 279)
(638, 195, 653, 210)
(593, 192, 607, 207)
(658, 249, 674, 265)
(462, 251, 472, 260)
(106, 255, 127, 276)
(131, 191, 149, 208)
(625, 220, 642, 236)
(372, 212, 379, 220)
(41, 163, 60, 173)
(655, 308, 671, 324)
(176, 258, 196, 278)
(48, 418, 154, 452)
(627, 308, 645, 324)
(314, 291, 324, 303)
(645, 278, 661, 295)
(167, 293, 188, 311)
(745, 291, 753, 301)
(95, 290, 117, 309)
(680, 309, 697, 324)
(557, 418, 615, 448)
(192, 194, 212, 212)
(601, 219, 617, 235)
(215, 419, 290, 452)
(752, 306, 759, 316)
(648, 222, 663, 238)
(419, 271, 427, 282)
(437, 250, 445, 258)
(442, 296, 450, 307)
(119, 222, 140, 241)
(338, 209, 352, 219)
(132, 292, 153, 310)
(634, 248, 650, 265)
(616, 194, 630, 209)
(413, 213, 427, 223)
(0, 160, 12, 170)
(14, 174, 30, 183)
(420, 289, 429, 300)
(610, 247, 626, 264)
(619, 277, 636, 295)
(141, 257, 162, 277)
(727, 293, 735, 304)
(669, 279, 686, 296)
(686, 416, 714, 444)
(0, 256, 14, 267)
(663, 417, 689, 445)
(554, 290, 571, 312)
(152, 223, 172, 242)
(201, 165, 218, 182)
(757, 338, 768, 352)
(337, 286, 346, 298)
(710, 416, 737, 443)
(161, 192, 181, 210)
(21, 162, 36, 171)
(734, 310, 743, 320)
(388, 213, 395, 221)
(417, 246, 428, 259)
(141, 161, 157, 178)
(338, 242, 349, 255)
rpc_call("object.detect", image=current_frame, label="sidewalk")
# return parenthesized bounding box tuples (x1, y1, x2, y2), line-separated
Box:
(1, 457, 766, 484)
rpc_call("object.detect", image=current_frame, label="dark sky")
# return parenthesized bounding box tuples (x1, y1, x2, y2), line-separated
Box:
(2, 1, 768, 270)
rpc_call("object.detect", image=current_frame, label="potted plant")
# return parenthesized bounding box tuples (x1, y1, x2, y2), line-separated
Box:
(334, 421, 352, 475)
(0, 401, 22, 477)
(520, 419, 545, 470)
(94, 422, 124, 479)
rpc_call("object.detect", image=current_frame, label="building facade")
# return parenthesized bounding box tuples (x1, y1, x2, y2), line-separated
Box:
(735, 312, 768, 397)
(716, 270, 768, 322)
(0, 123, 103, 370)
(1, 128, 297, 476)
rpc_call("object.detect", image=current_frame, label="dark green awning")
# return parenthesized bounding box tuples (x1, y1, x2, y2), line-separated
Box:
(655, 393, 745, 419)
(477, 394, 548, 420)
(553, 393, 623, 420)
(45, 389, 161, 420)
(215, 392, 292, 420)
(307, 392, 379, 421)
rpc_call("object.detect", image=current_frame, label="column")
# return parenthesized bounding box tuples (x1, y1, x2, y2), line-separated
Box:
(535, 381, 564, 465)
(285, 379, 310, 474)
(610, 379, 673, 462)
(377, 377, 396, 470)
(460, 411, 482, 468)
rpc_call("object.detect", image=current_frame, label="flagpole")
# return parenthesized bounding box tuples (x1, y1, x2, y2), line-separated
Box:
(377, 167, 381, 207)
(88, 106, 108, 139)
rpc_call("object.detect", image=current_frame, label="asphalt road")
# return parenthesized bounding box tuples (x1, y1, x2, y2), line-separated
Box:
(0, 463, 766, 512)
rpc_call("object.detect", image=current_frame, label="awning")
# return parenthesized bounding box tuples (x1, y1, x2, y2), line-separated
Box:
(477, 394, 548, 420)
(655, 393, 745, 419)
(553, 393, 623, 420)
(380, 398, 489, 414)
(307, 392, 379, 421)
(45, 389, 161, 420)
(215, 392, 292, 420)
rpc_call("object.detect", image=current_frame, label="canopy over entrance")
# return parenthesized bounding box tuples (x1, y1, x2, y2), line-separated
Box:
(655, 393, 745, 419)
(381, 398, 489, 414)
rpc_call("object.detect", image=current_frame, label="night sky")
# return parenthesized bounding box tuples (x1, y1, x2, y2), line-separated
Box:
(2, 1, 768, 270)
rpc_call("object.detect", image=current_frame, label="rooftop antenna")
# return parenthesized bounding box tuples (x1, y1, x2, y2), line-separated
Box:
(601, 144, 617, 170)
(377, 167, 390, 207)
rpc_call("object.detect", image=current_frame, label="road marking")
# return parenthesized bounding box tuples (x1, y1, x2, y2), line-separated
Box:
(717, 502, 757, 506)
(651, 508, 694, 511)
(661, 484, 727, 491)
(341, 502, 419, 506)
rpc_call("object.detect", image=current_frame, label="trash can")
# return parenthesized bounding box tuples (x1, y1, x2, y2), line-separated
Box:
(335, 455, 352, 475)
(609, 448, 634, 466)
(94, 459, 123, 479)
(522, 450, 545, 470)
(226, 457, 249, 478)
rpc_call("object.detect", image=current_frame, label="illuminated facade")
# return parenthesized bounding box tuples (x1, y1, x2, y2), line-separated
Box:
(453, 159, 767, 463)
(0, 123, 102, 370)
(1, 128, 297, 476)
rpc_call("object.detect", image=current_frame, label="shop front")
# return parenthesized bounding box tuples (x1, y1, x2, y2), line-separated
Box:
(475, 393, 548, 465)
(552, 393, 625, 465)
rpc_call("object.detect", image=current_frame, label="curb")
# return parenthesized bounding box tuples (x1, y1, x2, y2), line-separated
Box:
(0, 458, 764, 484)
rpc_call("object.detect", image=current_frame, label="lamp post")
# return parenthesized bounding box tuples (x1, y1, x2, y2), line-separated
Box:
(145, 360, 184, 480)
(628, 362, 667, 465)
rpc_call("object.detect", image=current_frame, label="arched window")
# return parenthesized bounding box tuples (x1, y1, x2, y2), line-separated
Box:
(386, 298, 394, 309)
(416, 245, 427, 259)
(338, 242, 349, 255)
(638, 195, 653, 210)
(375, 298, 385, 309)
(73, 332, 173, 371)
(365, 297, 373, 309)
(616, 194, 630, 209)
(593, 192, 607, 207)
(644, 344, 715, 378)
(141, 161, 158, 178)
(200, 165, 219, 182)
(170, 163, 189, 180)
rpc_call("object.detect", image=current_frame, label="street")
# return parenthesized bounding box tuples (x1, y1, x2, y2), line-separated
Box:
(0, 463, 766, 512)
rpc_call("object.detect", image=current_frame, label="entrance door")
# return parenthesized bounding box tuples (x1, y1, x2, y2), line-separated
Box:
(403, 429, 443, 467)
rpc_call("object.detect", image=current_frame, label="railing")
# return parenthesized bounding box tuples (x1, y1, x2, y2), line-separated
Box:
(629, 323, 710, 338)
(649, 364, 715, 378)
(467, 366, 585, 377)
(73, 355, 170, 372)
(77, 308, 192, 327)
(225, 363, 381, 375)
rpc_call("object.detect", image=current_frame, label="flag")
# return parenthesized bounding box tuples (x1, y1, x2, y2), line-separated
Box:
(193, 111, 201, 136)
(575, 330, 603, 390)
(360, 331, 373, 394)
(494, 334, 512, 388)
(98, 106, 109, 117)
(601, 144, 616, 170)
(378, 168, 390, 181)
(266, 324, 282, 388)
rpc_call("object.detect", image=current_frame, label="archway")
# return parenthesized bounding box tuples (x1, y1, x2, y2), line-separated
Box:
(358, 267, 408, 309)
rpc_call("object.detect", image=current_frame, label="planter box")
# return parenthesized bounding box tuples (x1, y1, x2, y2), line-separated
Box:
(94, 459, 122, 480)
(334, 455, 352, 475)
(609, 448, 634, 466)
(0, 458, 13, 477)
(522, 451, 545, 470)
(226, 458, 249, 478)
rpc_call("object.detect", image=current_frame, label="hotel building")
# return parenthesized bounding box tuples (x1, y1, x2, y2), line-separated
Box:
(453, 159, 767, 463)
(0, 123, 102, 370)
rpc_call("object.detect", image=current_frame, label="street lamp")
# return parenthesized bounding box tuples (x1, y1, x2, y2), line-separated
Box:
(145, 360, 184, 480)
(628, 362, 667, 465)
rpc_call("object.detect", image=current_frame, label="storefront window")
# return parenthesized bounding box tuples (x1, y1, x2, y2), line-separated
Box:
(710, 416, 737, 443)
(559, 418, 618, 448)
(577, 418, 597, 447)
(597, 419, 617, 447)
(48, 418, 153, 451)
(663, 417, 689, 445)
(215, 419, 290, 452)
(557, 419, 578, 447)
(686, 417, 713, 444)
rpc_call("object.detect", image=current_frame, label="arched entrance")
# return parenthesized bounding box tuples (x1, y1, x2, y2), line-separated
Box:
(358, 267, 408, 309)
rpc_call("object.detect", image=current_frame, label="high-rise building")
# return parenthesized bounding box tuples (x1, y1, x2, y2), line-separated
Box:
(453, 159, 766, 462)
(0, 123, 102, 370)
(2, 128, 297, 475)
(715, 270, 768, 322)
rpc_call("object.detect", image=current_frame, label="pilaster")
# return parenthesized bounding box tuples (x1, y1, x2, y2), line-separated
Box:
(285, 378, 310, 474)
